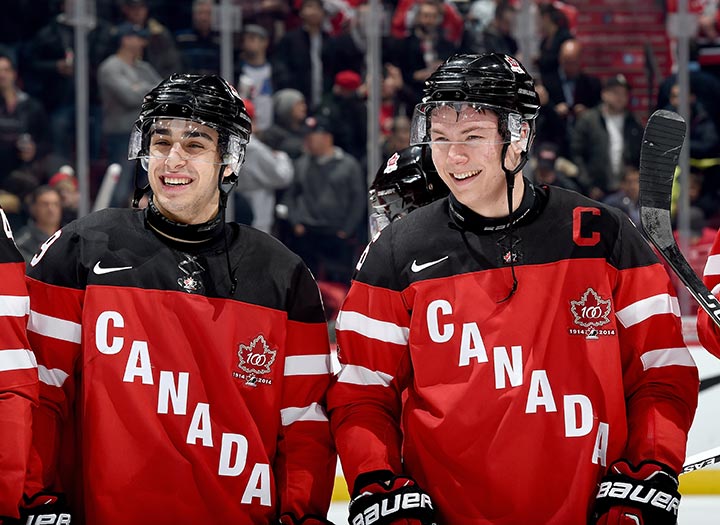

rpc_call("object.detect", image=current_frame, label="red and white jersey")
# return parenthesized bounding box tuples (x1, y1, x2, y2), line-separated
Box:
(328, 184, 699, 524)
(0, 206, 36, 518)
(25, 208, 335, 524)
(697, 229, 720, 358)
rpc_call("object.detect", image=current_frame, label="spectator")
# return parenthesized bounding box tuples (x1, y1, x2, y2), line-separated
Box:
(24, 0, 112, 165)
(237, 24, 274, 133)
(531, 141, 581, 192)
(0, 48, 50, 186)
(319, 70, 367, 161)
(98, 22, 161, 207)
(15, 185, 62, 262)
(262, 88, 308, 160)
(381, 114, 412, 160)
(379, 64, 416, 137)
(535, 2, 573, 80)
(272, 0, 332, 111)
(281, 109, 365, 284)
(391, 0, 465, 45)
(235, 99, 294, 234)
(484, 1, 519, 56)
(541, 39, 601, 155)
(117, 0, 182, 78)
(666, 82, 720, 160)
(174, 0, 221, 75)
(571, 74, 643, 199)
(233, 0, 290, 44)
(48, 168, 79, 224)
(393, 0, 457, 103)
(602, 164, 641, 225)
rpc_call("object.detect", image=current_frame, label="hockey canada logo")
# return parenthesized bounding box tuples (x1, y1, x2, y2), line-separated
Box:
(569, 288, 615, 340)
(233, 335, 277, 387)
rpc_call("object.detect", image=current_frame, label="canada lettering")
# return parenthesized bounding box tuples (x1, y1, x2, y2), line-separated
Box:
(426, 299, 610, 466)
(94, 310, 271, 506)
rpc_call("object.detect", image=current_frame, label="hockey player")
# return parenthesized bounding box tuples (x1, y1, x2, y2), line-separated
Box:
(327, 54, 699, 525)
(369, 145, 448, 237)
(22, 75, 336, 524)
(696, 233, 720, 358)
(0, 206, 37, 522)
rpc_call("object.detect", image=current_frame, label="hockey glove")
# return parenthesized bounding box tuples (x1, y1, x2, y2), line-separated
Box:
(348, 470, 437, 525)
(279, 513, 336, 525)
(2, 492, 72, 525)
(590, 459, 681, 525)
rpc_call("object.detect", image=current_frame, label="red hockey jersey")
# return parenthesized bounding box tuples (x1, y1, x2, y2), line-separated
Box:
(696, 228, 720, 358)
(24, 208, 335, 524)
(328, 184, 698, 524)
(0, 206, 36, 519)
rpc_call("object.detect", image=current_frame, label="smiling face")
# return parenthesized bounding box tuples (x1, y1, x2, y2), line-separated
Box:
(146, 118, 223, 225)
(429, 105, 524, 214)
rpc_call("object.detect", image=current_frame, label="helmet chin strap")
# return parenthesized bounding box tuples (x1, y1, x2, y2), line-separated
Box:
(496, 143, 529, 303)
(215, 164, 239, 295)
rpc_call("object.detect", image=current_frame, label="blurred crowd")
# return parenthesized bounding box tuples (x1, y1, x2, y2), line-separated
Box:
(1, 0, 720, 295)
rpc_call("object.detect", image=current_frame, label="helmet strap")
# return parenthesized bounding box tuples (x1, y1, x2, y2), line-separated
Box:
(132, 160, 150, 208)
(498, 142, 519, 303)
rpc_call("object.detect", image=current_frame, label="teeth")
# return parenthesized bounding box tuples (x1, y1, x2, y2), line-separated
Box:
(452, 170, 480, 180)
(163, 177, 191, 186)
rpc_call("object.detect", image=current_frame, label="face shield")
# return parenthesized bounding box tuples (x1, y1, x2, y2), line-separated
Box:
(128, 117, 247, 174)
(410, 101, 529, 152)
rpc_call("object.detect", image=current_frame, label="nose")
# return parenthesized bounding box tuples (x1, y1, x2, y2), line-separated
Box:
(164, 143, 188, 168)
(447, 142, 468, 164)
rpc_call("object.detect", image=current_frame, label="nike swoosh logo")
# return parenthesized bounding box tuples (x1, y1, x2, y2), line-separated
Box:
(411, 256, 449, 272)
(93, 262, 133, 275)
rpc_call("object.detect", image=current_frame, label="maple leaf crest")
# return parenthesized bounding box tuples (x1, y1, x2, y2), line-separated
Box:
(570, 288, 612, 328)
(237, 335, 277, 375)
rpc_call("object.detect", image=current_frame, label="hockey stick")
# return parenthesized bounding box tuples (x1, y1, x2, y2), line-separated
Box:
(682, 445, 720, 474)
(639, 109, 720, 328)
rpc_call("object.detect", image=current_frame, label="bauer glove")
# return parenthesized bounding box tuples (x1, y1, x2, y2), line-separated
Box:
(2, 492, 72, 525)
(591, 459, 681, 525)
(348, 470, 437, 525)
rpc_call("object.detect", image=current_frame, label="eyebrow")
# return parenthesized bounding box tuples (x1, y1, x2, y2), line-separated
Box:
(151, 128, 216, 142)
(430, 123, 497, 135)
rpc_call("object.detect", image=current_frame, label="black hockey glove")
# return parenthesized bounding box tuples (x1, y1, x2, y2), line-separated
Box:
(2, 492, 72, 525)
(279, 513, 336, 525)
(590, 459, 681, 525)
(348, 470, 437, 525)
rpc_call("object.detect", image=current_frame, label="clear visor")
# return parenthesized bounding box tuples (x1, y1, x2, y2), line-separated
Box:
(128, 117, 246, 173)
(410, 101, 526, 148)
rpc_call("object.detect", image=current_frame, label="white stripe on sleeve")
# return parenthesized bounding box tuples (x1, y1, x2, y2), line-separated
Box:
(704, 254, 720, 276)
(0, 295, 30, 317)
(284, 354, 331, 376)
(37, 364, 70, 387)
(640, 348, 696, 371)
(28, 310, 82, 344)
(280, 402, 328, 426)
(336, 310, 409, 345)
(336, 364, 393, 387)
(0, 349, 37, 372)
(616, 294, 680, 328)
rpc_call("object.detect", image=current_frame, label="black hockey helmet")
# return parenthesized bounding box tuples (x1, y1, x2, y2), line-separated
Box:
(410, 53, 540, 149)
(129, 74, 251, 191)
(369, 146, 448, 235)
(423, 53, 539, 119)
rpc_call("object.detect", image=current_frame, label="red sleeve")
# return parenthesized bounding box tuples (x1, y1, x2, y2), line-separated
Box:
(275, 266, 336, 518)
(0, 208, 37, 518)
(23, 228, 84, 496)
(697, 229, 720, 358)
(612, 220, 698, 473)
(327, 233, 409, 493)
